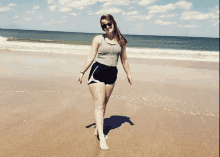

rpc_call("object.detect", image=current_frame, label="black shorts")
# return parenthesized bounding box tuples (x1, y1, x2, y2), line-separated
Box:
(88, 62, 118, 85)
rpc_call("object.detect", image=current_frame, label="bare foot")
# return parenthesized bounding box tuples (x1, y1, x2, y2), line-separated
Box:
(99, 137, 109, 150)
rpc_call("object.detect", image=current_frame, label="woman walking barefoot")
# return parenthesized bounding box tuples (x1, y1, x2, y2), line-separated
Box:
(77, 14, 132, 150)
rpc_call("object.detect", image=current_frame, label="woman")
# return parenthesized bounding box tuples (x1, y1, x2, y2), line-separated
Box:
(77, 14, 132, 150)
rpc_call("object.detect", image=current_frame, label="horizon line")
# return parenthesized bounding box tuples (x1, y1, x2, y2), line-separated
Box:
(0, 27, 219, 39)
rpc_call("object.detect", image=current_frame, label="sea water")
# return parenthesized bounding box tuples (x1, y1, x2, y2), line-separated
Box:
(0, 28, 219, 62)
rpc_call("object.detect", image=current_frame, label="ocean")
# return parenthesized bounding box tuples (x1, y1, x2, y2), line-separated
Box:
(0, 28, 219, 51)
(0, 28, 219, 62)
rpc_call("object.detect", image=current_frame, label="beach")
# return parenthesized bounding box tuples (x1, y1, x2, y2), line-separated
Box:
(0, 39, 219, 156)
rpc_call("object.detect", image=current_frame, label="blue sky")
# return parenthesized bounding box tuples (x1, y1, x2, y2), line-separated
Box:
(0, 0, 219, 37)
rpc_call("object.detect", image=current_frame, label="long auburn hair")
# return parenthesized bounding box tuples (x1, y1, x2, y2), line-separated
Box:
(100, 14, 128, 47)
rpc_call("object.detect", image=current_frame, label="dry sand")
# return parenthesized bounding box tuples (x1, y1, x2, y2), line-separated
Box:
(0, 49, 219, 157)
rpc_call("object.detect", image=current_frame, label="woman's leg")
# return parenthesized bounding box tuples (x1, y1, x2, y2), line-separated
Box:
(103, 84, 115, 117)
(89, 82, 109, 150)
(94, 84, 115, 136)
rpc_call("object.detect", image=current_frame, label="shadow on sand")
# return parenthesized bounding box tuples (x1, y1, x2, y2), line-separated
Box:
(85, 115, 134, 136)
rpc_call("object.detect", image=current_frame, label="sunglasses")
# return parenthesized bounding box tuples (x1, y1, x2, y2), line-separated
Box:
(101, 22, 112, 30)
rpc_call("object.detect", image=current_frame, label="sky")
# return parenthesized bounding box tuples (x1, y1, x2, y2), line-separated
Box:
(0, 0, 219, 38)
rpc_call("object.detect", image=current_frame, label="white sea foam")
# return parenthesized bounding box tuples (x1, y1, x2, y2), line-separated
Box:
(0, 37, 218, 62)
(126, 47, 218, 62)
(0, 36, 7, 41)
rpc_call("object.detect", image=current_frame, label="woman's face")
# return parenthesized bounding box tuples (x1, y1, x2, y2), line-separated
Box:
(101, 19, 114, 33)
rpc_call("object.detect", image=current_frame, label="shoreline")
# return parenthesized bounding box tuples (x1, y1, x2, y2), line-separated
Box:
(5, 38, 219, 52)
(2, 38, 219, 52)
(0, 37, 219, 62)
(0, 48, 218, 71)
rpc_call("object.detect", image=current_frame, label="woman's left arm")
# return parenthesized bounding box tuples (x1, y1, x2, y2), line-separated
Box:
(120, 45, 132, 85)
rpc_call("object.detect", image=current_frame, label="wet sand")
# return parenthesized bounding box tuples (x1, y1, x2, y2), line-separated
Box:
(0, 49, 219, 157)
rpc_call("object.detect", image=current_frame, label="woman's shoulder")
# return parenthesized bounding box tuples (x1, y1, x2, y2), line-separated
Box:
(93, 34, 103, 45)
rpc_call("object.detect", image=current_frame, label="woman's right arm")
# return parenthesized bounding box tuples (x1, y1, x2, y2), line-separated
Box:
(78, 36, 100, 83)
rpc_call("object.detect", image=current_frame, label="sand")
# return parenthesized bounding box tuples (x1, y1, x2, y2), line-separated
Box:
(0, 48, 219, 157)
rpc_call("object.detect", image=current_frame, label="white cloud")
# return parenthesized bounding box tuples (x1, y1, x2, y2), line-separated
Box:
(147, 3, 175, 14)
(102, 1, 114, 7)
(174, 1, 192, 10)
(178, 24, 201, 28)
(180, 5, 219, 21)
(58, 0, 110, 10)
(102, 0, 130, 8)
(98, 0, 110, 2)
(8, 3, 17, 7)
(95, 8, 123, 14)
(58, 7, 72, 12)
(27, 11, 35, 13)
(160, 14, 176, 18)
(184, 25, 196, 28)
(0, 3, 16, 12)
(62, 15, 67, 18)
(147, 1, 192, 14)
(214, 5, 219, 14)
(49, 5, 57, 11)
(59, 0, 71, 6)
(155, 20, 176, 25)
(25, 18, 32, 21)
(49, 0, 111, 12)
(59, 0, 97, 10)
(210, 5, 219, 19)
(127, 14, 154, 21)
(14, 15, 19, 19)
(139, 0, 156, 6)
(213, 20, 219, 26)
(122, 11, 138, 15)
(208, 12, 219, 19)
(181, 11, 210, 20)
(70, 13, 78, 16)
(48, 0, 54, 3)
(33, 6, 40, 10)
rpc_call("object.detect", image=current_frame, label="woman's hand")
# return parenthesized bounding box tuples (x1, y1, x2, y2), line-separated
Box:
(77, 73, 84, 84)
(127, 74, 132, 85)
